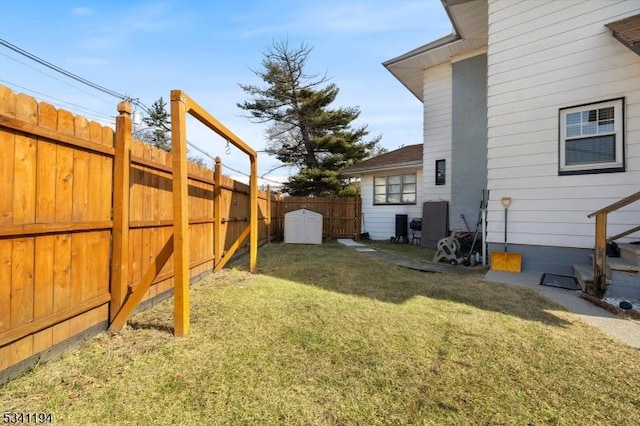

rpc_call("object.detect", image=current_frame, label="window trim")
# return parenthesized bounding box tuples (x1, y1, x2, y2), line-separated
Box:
(558, 97, 625, 175)
(373, 173, 417, 205)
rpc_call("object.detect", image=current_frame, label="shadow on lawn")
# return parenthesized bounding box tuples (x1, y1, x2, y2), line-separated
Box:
(256, 242, 573, 328)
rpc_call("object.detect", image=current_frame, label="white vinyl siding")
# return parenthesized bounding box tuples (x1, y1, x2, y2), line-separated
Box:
(486, 0, 640, 249)
(359, 169, 424, 240)
(422, 63, 452, 202)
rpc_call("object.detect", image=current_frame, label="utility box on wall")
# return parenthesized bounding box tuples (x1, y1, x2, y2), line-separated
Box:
(284, 208, 323, 244)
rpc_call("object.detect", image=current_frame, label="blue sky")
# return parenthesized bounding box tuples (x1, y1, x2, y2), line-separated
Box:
(1, 1, 452, 183)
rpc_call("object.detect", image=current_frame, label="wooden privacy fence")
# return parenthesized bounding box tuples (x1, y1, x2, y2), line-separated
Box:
(0, 85, 273, 379)
(272, 196, 362, 240)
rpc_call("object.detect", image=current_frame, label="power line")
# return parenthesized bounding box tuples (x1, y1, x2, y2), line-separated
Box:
(0, 38, 128, 100)
(0, 38, 151, 115)
(0, 50, 114, 106)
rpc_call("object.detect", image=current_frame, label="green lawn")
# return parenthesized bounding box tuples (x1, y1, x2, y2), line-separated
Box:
(1, 242, 639, 425)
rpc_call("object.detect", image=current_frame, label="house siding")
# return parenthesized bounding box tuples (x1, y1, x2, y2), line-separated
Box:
(360, 170, 424, 240)
(450, 54, 488, 232)
(422, 63, 453, 203)
(486, 0, 640, 263)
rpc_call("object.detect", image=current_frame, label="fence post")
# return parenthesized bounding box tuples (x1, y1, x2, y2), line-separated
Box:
(110, 101, 131, 323)
(266, 185, 271, 244)
(170, 90, 190, 337)
(328, 194, 334, 240)
(214, 157, 222, 268)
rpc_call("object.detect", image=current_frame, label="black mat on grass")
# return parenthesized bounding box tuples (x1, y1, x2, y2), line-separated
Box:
(539, 273, 581, 291)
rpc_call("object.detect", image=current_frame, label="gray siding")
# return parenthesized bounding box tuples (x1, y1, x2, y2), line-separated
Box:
(488, 243, 592, 275)
(450, 54, 488, 231)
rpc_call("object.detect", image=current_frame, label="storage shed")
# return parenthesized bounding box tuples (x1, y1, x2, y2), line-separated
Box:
(284, 208, 323, 244)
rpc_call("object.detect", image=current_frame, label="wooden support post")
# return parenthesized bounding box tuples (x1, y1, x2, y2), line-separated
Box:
(593, 212, 607, 298)
(170, 90, 190, 337)
(249, 155, 258, 272)
(214, 157, 222, 269)
(110, 101, 131, 322)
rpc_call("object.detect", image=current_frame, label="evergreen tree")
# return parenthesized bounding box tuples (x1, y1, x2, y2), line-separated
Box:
(141, 97, 171, 151)
(238, 40, 381, 196)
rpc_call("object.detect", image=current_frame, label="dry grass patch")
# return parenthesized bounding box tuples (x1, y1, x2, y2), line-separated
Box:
(1, 242, 639, 425)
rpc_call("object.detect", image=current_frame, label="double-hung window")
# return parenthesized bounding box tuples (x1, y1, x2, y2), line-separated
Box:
(373, 174, 416, 205)
(559, 98, 624, 175)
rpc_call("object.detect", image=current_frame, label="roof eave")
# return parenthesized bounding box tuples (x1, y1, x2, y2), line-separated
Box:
(383, 0, 488, 101)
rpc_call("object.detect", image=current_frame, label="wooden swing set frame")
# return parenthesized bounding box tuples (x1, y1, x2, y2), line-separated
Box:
(108, 90, 258, 336)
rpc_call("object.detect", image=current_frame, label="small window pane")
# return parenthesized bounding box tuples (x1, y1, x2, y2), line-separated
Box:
(403, 183, 416, 194)
(402, 193, 416, 203)
(566, 112, 581, 126)
(599, 107, 614, 121)
(598, 122, 614, 133)
(388, 194, 401, 203)
(374, 177, 386, 186)
(566, 125, 581, 138)
(388, 184, 401, 194)
(402, 174, 416, 183)
(584, 110, 597, 122)
(582, 123, 597, 135)
(374, 194, 386, 204)
(375, 186, 386, 195)
(388, 176, 401, 185)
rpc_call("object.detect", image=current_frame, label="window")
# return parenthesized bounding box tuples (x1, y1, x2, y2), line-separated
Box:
(374, 174, 416, 205)
(559, 98, 624, 175)
(435, 159, 446, 185)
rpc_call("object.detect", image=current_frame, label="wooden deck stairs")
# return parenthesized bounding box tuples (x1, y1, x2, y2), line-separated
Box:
(573, 190, 640, 299)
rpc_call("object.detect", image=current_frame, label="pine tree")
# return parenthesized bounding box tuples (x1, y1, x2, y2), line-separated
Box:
(142, 97, 171, 151)
(238, 40, 381, 196)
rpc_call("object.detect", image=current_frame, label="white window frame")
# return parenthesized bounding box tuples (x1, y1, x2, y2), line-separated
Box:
(373, 174, 417, 205)
(559, 98, 625, 175)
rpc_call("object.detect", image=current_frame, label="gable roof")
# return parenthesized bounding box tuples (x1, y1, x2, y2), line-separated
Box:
(383, 0, 488, 101)
(341, 144, 423, 176)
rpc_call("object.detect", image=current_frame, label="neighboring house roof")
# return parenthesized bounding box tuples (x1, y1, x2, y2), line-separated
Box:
(383, 0, 488, 101)
(606, 14, 640, 55)
(341, 144, 423, 176)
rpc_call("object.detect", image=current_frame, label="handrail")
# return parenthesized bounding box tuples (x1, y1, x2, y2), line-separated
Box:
(588, 190, 640, 218)
(588, 189, 640, 298)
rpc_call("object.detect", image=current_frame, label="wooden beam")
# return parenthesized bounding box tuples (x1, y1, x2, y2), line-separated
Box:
(0, 114, 115, 157)
(214, 225, 251, 272)
(175, 91, 257, 158)
(110, 101, 132, 322)
(108, 235, 174, 332)
(170, 90, 190, 337)
(0, 221, 112, 237)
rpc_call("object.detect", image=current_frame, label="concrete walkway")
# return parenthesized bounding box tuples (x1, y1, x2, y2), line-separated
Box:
(338, 239, 640, 349)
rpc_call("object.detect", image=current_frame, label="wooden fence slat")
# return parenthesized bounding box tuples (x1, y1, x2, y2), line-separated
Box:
(32, 235, 55, 352)
(0, 240, 12, 333)
(36, 102, 58, 224)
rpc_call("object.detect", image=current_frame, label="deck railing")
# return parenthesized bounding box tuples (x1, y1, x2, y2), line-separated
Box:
(587, 190, 640, 297)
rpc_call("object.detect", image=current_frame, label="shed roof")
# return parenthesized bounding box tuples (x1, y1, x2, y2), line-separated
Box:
(341, 144, 423, 176)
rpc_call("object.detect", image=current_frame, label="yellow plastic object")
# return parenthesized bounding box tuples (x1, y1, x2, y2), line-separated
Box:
(491, 251, 522, 273)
